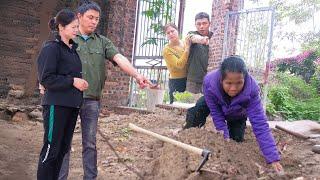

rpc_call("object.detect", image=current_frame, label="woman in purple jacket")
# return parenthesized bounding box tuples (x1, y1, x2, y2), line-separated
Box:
(203, 56, 283, 173)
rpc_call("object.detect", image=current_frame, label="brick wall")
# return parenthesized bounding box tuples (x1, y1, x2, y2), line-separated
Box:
(0, 0, 40, 92)
(0, 0, 137, 109)
(208, 0, 243, 71)
(55, 0, 137, 108)
(102, 0, 137, 108)
(0, 0, 243, 108)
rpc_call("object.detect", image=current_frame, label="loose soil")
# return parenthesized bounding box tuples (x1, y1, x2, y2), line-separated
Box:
(0, 108, 319, 179)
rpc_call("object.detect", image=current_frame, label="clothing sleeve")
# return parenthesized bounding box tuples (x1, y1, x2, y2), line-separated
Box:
(203, 79, 229, 139)
(246, 82, 280, 164)
(187, 31, 207, 44)
(103, 37, 119, 62)
(162, 46, 189, 70)
(187, 31, 197, 36)
(37, 44, 74, 90)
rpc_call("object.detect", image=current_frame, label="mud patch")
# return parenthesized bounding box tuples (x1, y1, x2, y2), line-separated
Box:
(140, 124, 320, 179)
(0, 107, 319, 179)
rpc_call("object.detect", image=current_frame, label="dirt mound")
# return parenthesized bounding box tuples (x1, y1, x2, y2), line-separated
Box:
(141, 125, 320, 179)
(0, 107, 319, 179)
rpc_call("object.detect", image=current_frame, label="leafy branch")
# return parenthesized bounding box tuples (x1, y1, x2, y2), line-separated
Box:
(141, 0, 174, 46)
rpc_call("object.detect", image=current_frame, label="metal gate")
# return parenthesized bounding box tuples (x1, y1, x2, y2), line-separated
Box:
(222, 7, 275, 107)
(129, 0, 182, 107)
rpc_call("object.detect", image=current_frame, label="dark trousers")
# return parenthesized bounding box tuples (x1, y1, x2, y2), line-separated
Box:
(184, 96, 246, 142)
(37, 105, 79, 180)
(184, 96, 210, 129)
(59, 99, 100, 180)
(169, 77, 187, 104)
(227, 119, 246, 142)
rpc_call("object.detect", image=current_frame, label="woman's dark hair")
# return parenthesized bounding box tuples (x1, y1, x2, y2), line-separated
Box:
(77, 0, 101, 15)
(163, 23, 178, 33)
(220, 55, 248, 79)
(195, 12, 210, 22)
(48, 9, 77, 32)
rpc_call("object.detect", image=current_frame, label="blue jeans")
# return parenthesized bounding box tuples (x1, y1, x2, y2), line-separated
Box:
(59, 99, 100, 180)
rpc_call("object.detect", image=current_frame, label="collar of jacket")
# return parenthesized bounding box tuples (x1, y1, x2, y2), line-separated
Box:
(54, 35, 78, 50)
(76, 32, 100, 40)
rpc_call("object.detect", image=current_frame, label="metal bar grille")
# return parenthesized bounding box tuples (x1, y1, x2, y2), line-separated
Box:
(222, 7, 275, 108)
(129, 0, 179, 107)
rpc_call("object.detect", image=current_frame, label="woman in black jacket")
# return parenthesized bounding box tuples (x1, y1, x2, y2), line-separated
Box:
(37, 9, 88, 180)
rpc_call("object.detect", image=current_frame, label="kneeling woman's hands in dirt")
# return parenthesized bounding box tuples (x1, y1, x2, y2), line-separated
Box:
(271, 161, 284, 175)
(214, 130, 230, 142)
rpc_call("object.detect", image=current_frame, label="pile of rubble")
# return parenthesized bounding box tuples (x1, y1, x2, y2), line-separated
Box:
(0, 84, 42, 122)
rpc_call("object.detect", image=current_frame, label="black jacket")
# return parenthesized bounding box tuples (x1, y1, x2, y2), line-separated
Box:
(37, 37, 83, 108)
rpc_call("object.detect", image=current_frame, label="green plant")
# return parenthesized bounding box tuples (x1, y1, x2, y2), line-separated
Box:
(274, 50, 318, 83)
(276, 72, 318, 99)
(266, 102, 277, 116)
(141, 0, 174, 46)
(310, 66, 320, 92)
(163, 90, 170, 103)
(173, 91, 195, 103)
(267, 72, 320, 121)
(120, 127, 132, 139)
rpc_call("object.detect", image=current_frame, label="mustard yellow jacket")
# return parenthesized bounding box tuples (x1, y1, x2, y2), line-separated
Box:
(162, 42, 189, 79)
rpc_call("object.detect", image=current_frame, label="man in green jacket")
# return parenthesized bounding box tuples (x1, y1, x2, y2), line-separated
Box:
(58, 2, 150, 180)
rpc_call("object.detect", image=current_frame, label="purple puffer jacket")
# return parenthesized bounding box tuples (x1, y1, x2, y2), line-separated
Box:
(203, 70, 280, 164)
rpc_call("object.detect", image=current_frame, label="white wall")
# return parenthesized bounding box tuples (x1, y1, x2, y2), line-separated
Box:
(182, 0, 212, 37)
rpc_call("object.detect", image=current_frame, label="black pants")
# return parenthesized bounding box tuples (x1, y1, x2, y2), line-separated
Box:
(184, 96, 210, 129)
(184, 96, 246, 142)
(169, 77, 187, 104)
(37, 105, 79, 180)
(227, 119, 246, 142)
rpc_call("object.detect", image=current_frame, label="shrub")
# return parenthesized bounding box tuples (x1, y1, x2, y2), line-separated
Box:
(310, 65, 320, 93)
(272, 50, 318, 83)
(173, 91, 197, 103)
(276, 72, 318, 99)
(267, 72, 320, 121)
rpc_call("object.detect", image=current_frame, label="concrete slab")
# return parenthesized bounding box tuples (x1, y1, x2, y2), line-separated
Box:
(156, 103, 195, 114)
(267, 120, 320, 138)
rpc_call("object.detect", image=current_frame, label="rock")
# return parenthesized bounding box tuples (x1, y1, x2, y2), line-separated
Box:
(0, 103, 6, 110)
(293, 177, 304, 180)
(35, 117, 43, 122)
(29, 109, 42, 119)
(0, 110, 11, 120)
(7, 106, 19, 113)
(12, 112, 29, 122)
(308, 138, 320, 145)
(8, 89, 25, 99)
(9, 84, 24, 90)
(312, 145, 320, 154)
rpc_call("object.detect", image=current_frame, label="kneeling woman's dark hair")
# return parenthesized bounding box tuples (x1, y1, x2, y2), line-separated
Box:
(220, 56, 248, 79)
(48, 9, 77, 33)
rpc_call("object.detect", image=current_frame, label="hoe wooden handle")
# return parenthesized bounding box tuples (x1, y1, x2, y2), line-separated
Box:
(129, 123, 203, 156)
